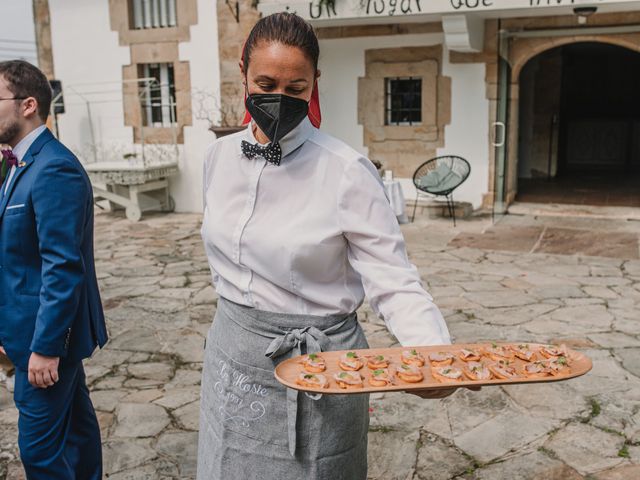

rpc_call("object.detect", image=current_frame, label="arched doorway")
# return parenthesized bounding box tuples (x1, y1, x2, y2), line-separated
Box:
(515, 42, 640, 206)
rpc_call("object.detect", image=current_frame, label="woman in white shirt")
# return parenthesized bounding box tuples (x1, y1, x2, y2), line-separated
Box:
(198, 12, 453, 480)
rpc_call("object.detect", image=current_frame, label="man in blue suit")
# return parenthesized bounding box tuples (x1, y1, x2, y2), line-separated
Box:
(0, 60, 108, 479)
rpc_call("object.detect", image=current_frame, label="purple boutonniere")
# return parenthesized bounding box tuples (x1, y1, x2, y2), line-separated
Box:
(0, 149, 18, 185)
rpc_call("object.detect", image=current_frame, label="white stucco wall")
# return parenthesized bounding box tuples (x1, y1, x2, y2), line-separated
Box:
(176, 0, 220, 212)
(49, 0, 220, 213)
(318, 33, 443, 156)
(438, 50, 489, 209)
(318, 33, 489, 209)
(49, 0, 220, 212)
(0, 1, 37, 64)
(49, 1, 488, 212)
(49, 0, 132, 162)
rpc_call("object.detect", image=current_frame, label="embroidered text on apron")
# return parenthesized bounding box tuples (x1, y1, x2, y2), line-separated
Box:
(197, 298, 370, 480)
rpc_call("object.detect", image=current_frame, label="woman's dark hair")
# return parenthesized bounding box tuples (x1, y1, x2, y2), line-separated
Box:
(0, 60, 52, 122)
(243, 12, 319, 72)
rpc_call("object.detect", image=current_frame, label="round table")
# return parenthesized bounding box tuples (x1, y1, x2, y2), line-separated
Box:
(383, 179, 408, 224)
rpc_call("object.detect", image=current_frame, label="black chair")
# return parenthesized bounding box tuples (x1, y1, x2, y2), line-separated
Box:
(411, 155, 471, 226)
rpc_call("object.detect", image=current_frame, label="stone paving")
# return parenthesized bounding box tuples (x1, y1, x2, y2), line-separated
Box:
(1, 210, 640, 479)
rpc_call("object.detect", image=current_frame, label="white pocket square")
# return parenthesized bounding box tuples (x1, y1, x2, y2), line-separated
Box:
(6, 204, 25, 210)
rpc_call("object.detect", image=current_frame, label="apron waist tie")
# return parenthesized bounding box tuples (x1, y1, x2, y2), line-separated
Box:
(264, 317, 353, 456)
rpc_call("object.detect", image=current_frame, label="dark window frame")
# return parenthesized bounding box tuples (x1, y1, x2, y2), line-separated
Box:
(385, 77, 422, 126)
(138, 62, 177, 128)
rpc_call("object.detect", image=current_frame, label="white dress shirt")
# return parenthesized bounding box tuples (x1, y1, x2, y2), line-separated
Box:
(3, 125, 47, 195)
(201, 117, 451, 346)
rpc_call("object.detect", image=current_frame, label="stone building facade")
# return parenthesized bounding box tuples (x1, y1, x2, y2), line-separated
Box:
(44, 0, 640, 213)
(45, 0, 220, 212)
(258, 0, 640, 213)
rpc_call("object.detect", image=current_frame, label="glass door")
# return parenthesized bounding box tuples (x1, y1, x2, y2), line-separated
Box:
(493, 28, 511, 222)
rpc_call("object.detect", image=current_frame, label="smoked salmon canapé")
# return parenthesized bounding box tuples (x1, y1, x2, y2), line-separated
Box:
(540, 345, 568, 359)
(488, 360, 518, 379)
(510, 344, 537, 362)
(432, 366, 464, 383)
(429, 352, 455, 367)
(483, 343, 515, 362)
(462, 362, 492, 381)
(401, 349, 426, 367)
(522, 361, 552, 379)
(339, 351, 364, 371)
(397, 363, 424, 383)
(367, 354, 390, 370)
(295, 373, 329, 389)
(458, 348, 481, 362)
(300, 353, 326, 373)
(369, 368, 396, 387)
(333, 371, 364, 389)
(544, 356, 571, 375)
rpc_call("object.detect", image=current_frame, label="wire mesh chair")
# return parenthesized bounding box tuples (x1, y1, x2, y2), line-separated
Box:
(411, 155, 471, 226)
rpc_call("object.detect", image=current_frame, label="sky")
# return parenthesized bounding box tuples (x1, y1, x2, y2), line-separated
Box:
(0, 0, 37, 64)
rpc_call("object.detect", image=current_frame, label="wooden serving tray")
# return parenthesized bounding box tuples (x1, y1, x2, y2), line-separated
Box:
(274, 343, 592, 395)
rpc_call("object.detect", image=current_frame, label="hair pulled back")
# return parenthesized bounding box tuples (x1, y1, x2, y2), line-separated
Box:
(243, 12, 319, 72)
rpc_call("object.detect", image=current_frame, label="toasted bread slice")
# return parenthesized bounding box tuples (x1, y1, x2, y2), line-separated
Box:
(539, 345, 568, 359)
(296, 373, 329, 389)
(458, 348, 481, 362)
(522, 362, 551, 379)
(484, 344, 515, 362)
(397, 364, 424, 383)
(300, 353, 326, 373)
(429, 352, 455, 367)
(367, 354, 390, 370)
(510, 344, 537, 362)
(401, 349, 426, 367)
(488, 361, 518, 379)
(432, 366, 464, 383)
(333, 371, 363, 389)
(339, 351, 364, 371)
(462, 362, 492, 381)
(368, 368, 395, 387)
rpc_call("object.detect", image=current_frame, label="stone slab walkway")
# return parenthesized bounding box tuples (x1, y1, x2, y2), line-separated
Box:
(1, 211, 639, 479)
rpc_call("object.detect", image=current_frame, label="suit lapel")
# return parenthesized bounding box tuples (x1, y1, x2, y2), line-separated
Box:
(0, 129, 54, 220)
(0, 151, 34, 219)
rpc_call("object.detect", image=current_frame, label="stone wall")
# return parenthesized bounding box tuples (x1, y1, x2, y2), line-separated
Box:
(215, 0, 260, 128)
(449, 20, 499, 208)
(109, 0, 197, 143)
(358, 46, 451, 178)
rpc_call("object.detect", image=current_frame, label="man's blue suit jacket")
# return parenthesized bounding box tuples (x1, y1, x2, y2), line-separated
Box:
(0, 128, 108, 370)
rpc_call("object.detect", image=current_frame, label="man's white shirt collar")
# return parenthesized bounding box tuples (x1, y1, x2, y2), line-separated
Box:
(4, 125, 47, 195)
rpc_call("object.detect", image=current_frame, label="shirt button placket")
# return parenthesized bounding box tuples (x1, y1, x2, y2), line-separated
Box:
(234, 160, 264, 299)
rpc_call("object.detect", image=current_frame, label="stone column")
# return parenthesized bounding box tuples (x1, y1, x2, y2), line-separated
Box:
(32, 0, 55, 79)
(216, 0, 260, 127)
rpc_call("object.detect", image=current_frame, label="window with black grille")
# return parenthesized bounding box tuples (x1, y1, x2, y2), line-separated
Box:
(138, 63, 177, 127)
(385, 77, 422, 126)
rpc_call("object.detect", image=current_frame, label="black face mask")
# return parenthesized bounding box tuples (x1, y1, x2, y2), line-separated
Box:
(245, 93, 309, 144)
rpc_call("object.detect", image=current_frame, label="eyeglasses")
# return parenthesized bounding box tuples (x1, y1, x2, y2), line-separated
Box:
(0, 97, 27, 101)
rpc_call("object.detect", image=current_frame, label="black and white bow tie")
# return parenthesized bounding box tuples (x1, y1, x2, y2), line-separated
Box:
(241, 140, 282, 166)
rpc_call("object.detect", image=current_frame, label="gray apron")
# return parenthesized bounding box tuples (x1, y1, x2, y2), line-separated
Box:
(197, 298, 370, 480)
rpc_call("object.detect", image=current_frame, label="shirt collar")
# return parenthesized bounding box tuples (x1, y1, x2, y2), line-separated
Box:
(12, 125, 47, 162)
(244, 117, 314, 162)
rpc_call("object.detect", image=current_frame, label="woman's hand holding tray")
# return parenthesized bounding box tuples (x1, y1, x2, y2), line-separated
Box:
(274, 343, 592, 395)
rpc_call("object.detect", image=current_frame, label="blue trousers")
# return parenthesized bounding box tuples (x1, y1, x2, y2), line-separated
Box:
(13, 362, 102, 480)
